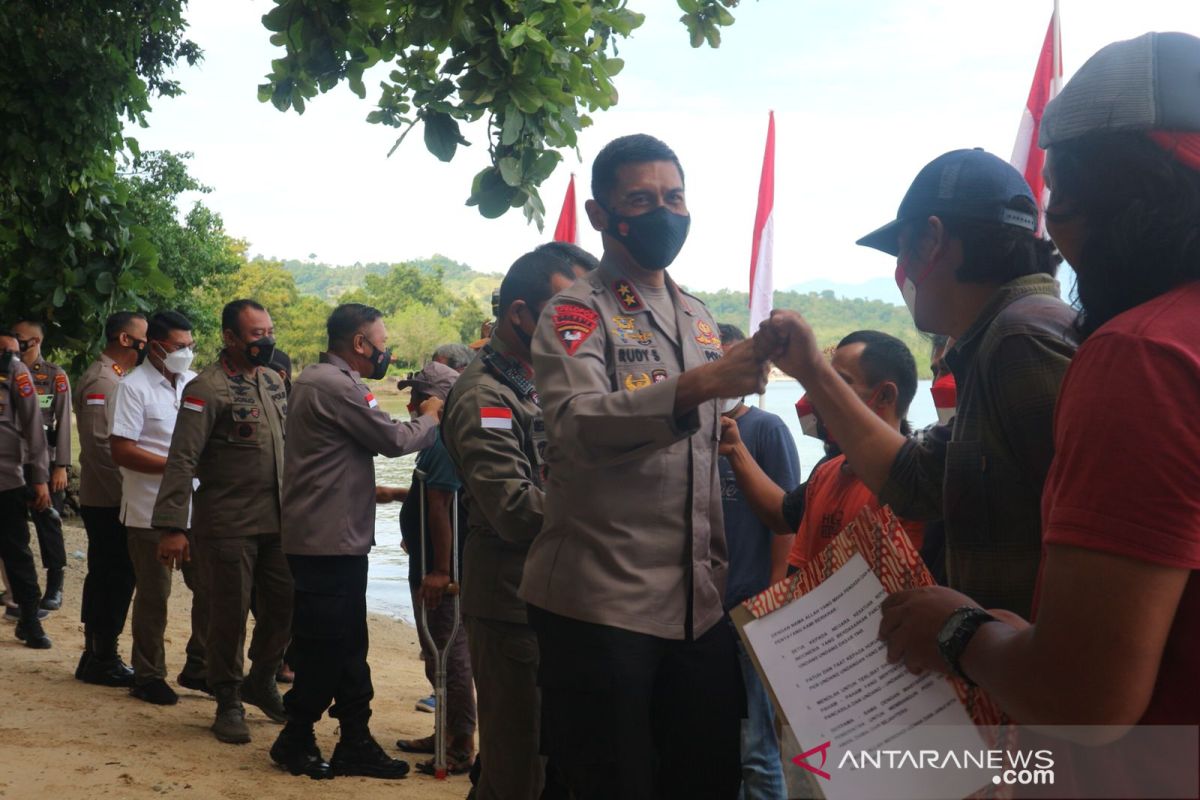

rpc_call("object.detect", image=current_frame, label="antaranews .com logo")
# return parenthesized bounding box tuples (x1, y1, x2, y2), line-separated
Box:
(794, 741, 1055, 787)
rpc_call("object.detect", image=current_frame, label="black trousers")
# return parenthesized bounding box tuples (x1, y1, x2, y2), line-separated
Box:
(283, 554, 373, 732)
(29, 490, 67, 572)
(529, 605, 744, 800)
(0, 488, 41, 606)
(79, 505, 136, 641)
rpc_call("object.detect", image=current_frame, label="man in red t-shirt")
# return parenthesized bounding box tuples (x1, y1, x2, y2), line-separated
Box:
(874, 32, 1200, 796)
(722, 331, 923, 570)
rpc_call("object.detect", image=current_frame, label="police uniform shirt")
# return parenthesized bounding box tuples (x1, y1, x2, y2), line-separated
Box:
(73, 354, 126, 508)
(518, 263, 729, 641)
(281, 352, 438, 557)
(0, 359, 49, 492)
(109, 361, 197, 529)
(151, 354, 288, 536)
(442, 334, 546, 625)
(24, 357, 71, 468)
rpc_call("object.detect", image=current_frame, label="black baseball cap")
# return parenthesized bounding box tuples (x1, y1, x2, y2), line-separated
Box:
(856, 148, 1038, 256)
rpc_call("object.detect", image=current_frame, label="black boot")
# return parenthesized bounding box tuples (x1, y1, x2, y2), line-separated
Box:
(40, 568, 63, 611)
(80, 634, 135, 687)
(75, 630, 94, 680)
(15, 603, 52, 649)
(270, 725, 333, 780)
(330, 732, 410, 779)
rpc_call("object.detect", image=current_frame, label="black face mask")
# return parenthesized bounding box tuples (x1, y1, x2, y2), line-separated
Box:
(606, 205, 691, 271)
(130, 338, 148, 366)
(363, 339, 392, 380)
(0, 351, 13, 374)
(16, 338, 33, 353)
(512, 304, 536, 352)
(245, 336, 276, 368)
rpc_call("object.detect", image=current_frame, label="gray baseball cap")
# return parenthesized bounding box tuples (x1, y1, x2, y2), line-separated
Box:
(1040, 32, 1200, 147)
(396, 361, 460, 401)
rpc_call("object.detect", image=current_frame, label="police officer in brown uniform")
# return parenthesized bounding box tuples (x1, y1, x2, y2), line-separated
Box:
(13, 319, 71, 610)
(270, 302, 441, 781)
(73, 311, 147, 685)
(152, 299, 293, 744)
(0, 330, 52, 648)
(520, 135, 779, 800)
(441, 242, 597, 799)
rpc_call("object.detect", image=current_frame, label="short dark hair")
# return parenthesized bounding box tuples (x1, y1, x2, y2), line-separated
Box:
(147, 311, 193, 341)
(221, 299, 267, 335)
(1049, 132, 1200, 339)
(591, 134, 685, 208)
(718, 323, 745, 345)
(104, 312, 147, 342)
(900, 194, 1061, 285)
(837, 330, 918, 430)
(498, 242, 599, 317)
(14, 319, 44, 335)
(269, 349, 293, 380)
(327, 303, 383, 349)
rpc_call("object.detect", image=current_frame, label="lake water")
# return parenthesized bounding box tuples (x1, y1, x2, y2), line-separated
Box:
(366, 379, 937, 623)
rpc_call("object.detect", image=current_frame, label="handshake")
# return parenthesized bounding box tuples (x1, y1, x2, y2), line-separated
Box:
(706, 310, 822, 398)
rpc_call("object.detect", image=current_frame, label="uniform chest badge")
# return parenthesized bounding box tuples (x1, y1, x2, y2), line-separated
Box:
(695, 320, 722, 348)
(611, 280, 645, 313)
(112, 364, 124, 377)
(623, 372, 652, 392)
(611, 315, 655, 346)
(552, 304, 600, 356)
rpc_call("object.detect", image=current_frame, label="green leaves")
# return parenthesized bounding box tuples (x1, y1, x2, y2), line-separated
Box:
(422, 111, 470, 162)
(258, 0, 743, 224)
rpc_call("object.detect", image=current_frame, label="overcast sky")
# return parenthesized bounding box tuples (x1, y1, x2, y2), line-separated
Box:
(135, 0, 1197, 294)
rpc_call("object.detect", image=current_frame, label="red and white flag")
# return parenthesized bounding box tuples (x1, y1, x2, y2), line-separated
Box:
(930, 373, 958, 426)
(480, 407, 513, 430)
(795, 394, 819, 439)
(749, 111, 775, 333)
(1010, 3, 1062, 234)
(552, 174, 578, 244)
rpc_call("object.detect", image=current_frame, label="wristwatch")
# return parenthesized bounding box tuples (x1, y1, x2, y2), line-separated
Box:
(936, 606, 996, 685)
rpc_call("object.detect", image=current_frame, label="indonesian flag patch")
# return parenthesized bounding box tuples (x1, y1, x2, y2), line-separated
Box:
(182, 396, 206, 413)
(552, 304, 600, 356)
(480, 407, 513, 430)
(365, 392, 379, 409)
(85, 393, 106, 406)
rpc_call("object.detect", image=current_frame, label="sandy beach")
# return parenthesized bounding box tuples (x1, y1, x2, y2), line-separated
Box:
(0, 522, 470, 800)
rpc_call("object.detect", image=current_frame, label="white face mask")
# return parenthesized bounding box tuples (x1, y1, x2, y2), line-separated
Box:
(162, 346, 195, 374)
(894, 263, 918, 318)
(720, 396, 743, 414)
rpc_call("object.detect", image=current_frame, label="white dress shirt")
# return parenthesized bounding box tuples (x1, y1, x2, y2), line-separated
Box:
(110, 361, 197, 529)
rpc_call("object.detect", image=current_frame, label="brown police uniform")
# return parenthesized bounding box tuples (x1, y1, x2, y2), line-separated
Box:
(151, 353, 292, 693)
(0, 359, 49, 609)
(442, 334, 549, 799)
(73, 355, 137, 646)
(25, 357, 70, 584)
(520, 262, 743, 799)
(279, 351, 437, 733)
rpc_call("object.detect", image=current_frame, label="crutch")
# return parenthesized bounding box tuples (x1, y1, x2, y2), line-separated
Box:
(415, 467, 462, 780)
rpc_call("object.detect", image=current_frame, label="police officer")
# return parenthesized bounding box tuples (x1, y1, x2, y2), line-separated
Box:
(0, 331, 52, 648)
(73, 311, 147, 685)
(13, 319, 71, 610)
(152, 299, 292, 744)
(270, 302, 441, 780)
(440, 242, 596, 799)
(519, 135, 779, 800)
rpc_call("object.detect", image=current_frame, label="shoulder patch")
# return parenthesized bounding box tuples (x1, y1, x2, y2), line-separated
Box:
(15, 372, 33, 398)
(480, 407, 513, 430)
(54, 374, 68, 394)
(611, 279, 645, 312)
(182, 396, 207, 413)
(552, 304, 600, 356)
(85, 393, 106, 406)
(365, 392, 379, 409)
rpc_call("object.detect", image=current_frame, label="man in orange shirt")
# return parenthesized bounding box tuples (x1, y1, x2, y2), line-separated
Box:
(720, 330, 923, 570)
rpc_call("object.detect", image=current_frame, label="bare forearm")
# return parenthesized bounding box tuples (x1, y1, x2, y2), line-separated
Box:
(726, 443, 790, 534)
(428, 495, 454, 574)
(804, 362, 905, 494)
(770, 534, 795, 584)
(110, 439, 167, 474)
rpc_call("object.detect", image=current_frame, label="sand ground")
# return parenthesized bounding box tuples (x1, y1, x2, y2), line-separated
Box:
(0, 522, 469, 800)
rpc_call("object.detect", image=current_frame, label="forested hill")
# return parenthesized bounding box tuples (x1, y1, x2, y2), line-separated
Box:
(280, 258, 931, 375)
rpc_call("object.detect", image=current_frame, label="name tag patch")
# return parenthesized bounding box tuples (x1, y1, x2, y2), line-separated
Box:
(182, 397, 206, 413)
(481, 407, 513, 429)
